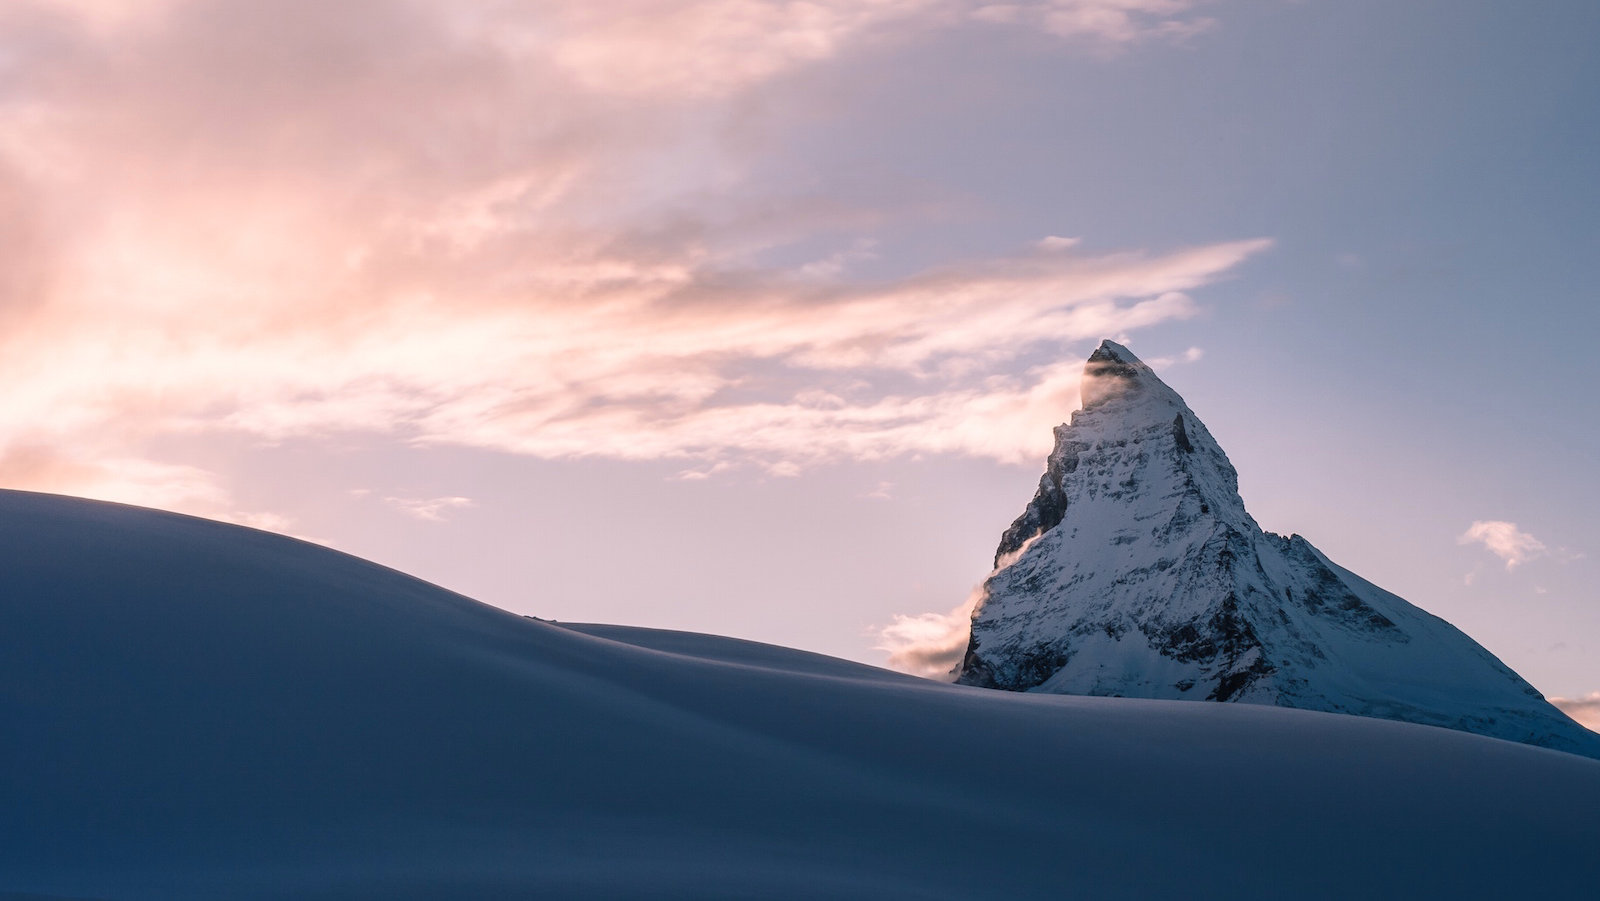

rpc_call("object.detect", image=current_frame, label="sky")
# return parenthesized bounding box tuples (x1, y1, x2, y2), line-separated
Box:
(2, 0, 1597, 722)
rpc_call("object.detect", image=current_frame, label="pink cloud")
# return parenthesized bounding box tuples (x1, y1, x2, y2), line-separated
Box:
(0, 442, 289, 530)
(877, 588, 983, 680)
(384, 495, 475, 522)
(0, 0, 1246, 517)
(879, 531, 1042, 677)
(542, 0, 938, 97)
(1550, 693, 1600, 733)
(1458, 521, 1548, 571)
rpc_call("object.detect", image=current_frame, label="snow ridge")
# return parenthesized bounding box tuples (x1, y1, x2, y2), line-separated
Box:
(957, 340, 1600, 759)
(6, 488, 1596, 898)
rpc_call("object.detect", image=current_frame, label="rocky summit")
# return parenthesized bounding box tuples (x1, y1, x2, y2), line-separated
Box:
(956, 340, 1600, 758)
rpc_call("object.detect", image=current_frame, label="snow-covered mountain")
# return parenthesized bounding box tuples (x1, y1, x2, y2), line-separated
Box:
(3, 489, 1597, 899)
(957, 340, 1600, 758)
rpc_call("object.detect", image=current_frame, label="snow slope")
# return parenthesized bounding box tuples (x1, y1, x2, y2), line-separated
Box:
(1, 489, 1597, 900)
(958, 341, 1600, 758)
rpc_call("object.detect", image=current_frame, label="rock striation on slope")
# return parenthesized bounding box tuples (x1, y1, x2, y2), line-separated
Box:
(956, 340, 1600, 758)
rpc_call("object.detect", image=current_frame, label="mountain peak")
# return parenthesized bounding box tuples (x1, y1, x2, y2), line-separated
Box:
(991, 339, 1253, 564)
(1090, 338, 1137, 361)
(1080, 339, 1180, 412)
(958, 342, 1600, 759)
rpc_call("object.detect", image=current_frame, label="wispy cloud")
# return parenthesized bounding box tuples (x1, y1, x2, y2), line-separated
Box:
(864, 481, 895, 500)
(1457, 521, 1548, 571)
(972, 0, 1213, 46)
(545, 0, 1216, 97)
(384, 496, 475, 522)
(0, 0, 1243, 520)
(0, 442, 287, 529)
(1146, 346, 1204, 368)
(540, 0, 936, 97)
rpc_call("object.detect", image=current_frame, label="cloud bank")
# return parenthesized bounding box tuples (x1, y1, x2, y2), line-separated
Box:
(0, 0, 1243, 522)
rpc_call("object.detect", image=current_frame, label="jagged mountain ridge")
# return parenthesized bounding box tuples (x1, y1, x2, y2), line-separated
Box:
(956, 340, 1600, 758)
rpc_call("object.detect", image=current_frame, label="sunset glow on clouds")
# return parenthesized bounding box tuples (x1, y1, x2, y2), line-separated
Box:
(0, 0, 1242, 520)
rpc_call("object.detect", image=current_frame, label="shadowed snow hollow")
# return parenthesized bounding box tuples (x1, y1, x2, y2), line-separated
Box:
(957, 340, 1600, 759)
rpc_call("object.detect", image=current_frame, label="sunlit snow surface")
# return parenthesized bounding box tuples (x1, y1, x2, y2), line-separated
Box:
(2, 490, 1597, 900)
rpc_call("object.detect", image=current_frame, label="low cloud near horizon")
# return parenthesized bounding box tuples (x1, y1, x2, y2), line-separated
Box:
(0, 0, 1252, 525)
(877, 587, 984, 679)
(1550, 693, 1600, 734)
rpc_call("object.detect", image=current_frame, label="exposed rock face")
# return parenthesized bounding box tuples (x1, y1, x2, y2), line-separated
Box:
(957, 340, 1600, 758)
